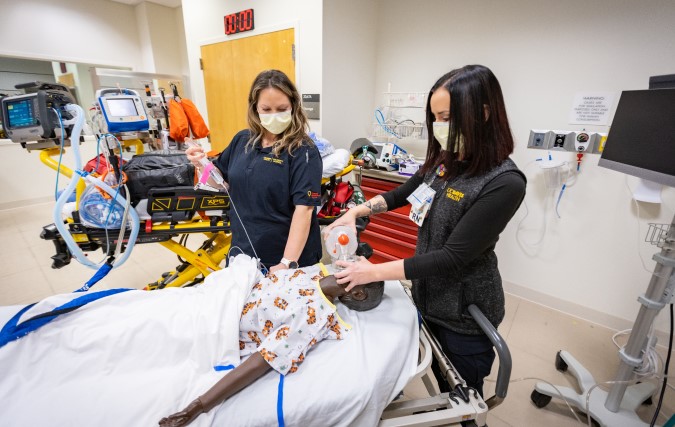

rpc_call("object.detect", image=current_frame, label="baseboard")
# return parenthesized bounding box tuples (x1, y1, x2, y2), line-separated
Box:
(503, 280, 672, 348)
(0, 196, 53, 211)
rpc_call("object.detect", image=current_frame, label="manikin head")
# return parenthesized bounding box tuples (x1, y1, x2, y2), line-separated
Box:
(319, 275, 385, 312)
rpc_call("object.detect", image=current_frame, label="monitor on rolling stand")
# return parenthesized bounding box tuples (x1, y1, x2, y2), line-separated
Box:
(532, 83, 675, 426)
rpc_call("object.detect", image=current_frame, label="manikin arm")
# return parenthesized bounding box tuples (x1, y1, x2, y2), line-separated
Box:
(158, 352, 271, 427)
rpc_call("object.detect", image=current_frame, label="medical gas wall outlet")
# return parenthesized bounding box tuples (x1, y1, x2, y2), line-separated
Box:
(573, 131, 591, 152)
(550, 130, 575, 152)
(527, 130, 550, 149)
(527, 129, 607, 154)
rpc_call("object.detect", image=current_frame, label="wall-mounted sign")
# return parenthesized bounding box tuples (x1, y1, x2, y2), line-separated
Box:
(569, 92, 616, 126)
(302, 94, 320, 120)
(224, 9, 254, 35)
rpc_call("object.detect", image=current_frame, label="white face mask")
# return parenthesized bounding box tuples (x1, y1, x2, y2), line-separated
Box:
(433, 122, 450, 149)
(259, 110, 292, 135)
(432, 121, 464, 154)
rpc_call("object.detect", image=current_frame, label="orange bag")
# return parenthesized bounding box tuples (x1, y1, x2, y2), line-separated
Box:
(168, 99, 189, 142)
(181, 99, 210, 139)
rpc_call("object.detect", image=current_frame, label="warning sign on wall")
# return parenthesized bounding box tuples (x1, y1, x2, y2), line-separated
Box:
(569, 92, 616, 126)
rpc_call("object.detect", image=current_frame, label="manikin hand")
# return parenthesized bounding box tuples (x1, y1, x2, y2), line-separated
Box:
(158, 398, 204, 427)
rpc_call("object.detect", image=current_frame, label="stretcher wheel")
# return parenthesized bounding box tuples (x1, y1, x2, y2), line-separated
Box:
(530, 389, 552, 408)
(555, 350, 568, 372)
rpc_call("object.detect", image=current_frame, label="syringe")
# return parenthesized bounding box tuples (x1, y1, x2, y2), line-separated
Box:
(184, 140, 227, 188)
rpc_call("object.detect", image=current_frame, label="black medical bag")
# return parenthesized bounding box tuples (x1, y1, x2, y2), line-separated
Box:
(122, 152, 195, 205)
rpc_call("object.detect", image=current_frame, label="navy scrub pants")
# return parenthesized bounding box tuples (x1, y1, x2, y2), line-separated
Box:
(428, 323, 495, 397)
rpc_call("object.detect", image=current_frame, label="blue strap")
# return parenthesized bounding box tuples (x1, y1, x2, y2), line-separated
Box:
(0, 288, 132, 348)
(0, 303, 37, 339)
(277, 374, 285, 427)
(76, 262, 114, 293)
(213, 364, 235, 372)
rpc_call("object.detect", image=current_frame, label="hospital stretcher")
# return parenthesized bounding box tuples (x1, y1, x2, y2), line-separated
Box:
(33, 137, 357, 291)
(0, 275, 510, 427)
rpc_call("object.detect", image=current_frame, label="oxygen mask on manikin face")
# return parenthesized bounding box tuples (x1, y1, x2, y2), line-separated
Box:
(433, 121, 464, 154)
(259, 110, 292, 135)
(325, 226, 358, 270)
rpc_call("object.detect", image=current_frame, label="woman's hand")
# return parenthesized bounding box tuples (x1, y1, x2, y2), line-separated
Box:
(334, 256, 374, 292)
(158, 399, 204, 427)
(268, 263, 286, 274)
(322, 209, 358, 240)
(185, 144, 206, 167)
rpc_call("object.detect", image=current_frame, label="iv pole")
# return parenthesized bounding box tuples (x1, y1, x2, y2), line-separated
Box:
(605, 213, 674, 413)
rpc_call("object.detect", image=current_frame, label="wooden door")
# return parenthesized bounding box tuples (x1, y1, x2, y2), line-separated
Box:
(201, 28, 295, 152)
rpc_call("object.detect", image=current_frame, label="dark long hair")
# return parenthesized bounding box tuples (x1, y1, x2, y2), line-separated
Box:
(419, 65, 514, 179)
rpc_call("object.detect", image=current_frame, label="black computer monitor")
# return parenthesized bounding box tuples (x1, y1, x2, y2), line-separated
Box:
(649, 74, 675, 90)
(598, 88, 675, 187)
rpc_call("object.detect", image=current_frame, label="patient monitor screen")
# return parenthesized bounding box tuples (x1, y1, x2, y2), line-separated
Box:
(6, 99, 37, 128)
(107, 98, 138, 117)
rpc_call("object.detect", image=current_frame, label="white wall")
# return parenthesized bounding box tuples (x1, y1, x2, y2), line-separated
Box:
(0, 0, 143, 70)
(372, 0, 675, 332)
(134, 2, 189, 76)
(0, 0, 189, 207)
(322, 0, 378, 149)
(181, 0, 324, 140)
(0, 58, 56, 95)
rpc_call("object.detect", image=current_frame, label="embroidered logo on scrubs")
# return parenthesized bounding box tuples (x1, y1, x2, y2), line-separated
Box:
(307, 190, 320, 199)
(263, 156, 284, 165)
(446, 187, 465, 202)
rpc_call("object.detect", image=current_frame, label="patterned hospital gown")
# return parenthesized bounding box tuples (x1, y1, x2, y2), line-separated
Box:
(238, 265, 351, 375)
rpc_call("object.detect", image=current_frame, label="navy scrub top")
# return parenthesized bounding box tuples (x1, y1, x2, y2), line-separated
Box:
(214, 129, 323, 268)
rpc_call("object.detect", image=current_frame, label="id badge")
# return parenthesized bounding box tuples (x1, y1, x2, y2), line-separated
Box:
(407, 183, 435, 227)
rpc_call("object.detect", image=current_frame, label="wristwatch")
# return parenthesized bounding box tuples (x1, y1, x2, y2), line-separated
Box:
(280, 258, 299, 269)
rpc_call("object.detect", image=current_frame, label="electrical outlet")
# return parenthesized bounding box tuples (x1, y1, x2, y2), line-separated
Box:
(590, 132, 608, 154)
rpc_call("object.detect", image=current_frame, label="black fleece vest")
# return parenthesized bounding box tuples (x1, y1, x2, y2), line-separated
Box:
(412, 158, 524, 335)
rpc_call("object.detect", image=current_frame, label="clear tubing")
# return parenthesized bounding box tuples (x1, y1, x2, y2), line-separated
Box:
(53, 104, 139, 269)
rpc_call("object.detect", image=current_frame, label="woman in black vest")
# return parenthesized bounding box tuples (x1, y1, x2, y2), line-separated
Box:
(325, 65, 526, 396)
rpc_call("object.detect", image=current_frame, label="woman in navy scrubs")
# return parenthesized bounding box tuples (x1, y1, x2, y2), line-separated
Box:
(186, 70, 323, 274)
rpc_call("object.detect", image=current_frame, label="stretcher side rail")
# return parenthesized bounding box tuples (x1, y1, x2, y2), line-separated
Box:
(379, 303, 511, 427)
(467, 304, 511, 409)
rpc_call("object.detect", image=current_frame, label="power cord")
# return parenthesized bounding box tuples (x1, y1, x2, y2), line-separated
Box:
(485, 375, 667, 426)
(650, 303, 673, 427)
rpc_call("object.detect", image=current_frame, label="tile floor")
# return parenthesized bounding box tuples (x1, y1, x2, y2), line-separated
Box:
(1, 201, 673, 426)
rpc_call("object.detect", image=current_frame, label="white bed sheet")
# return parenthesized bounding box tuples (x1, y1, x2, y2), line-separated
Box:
(211, 279, 419, 427)
(0, 257, 418, 427)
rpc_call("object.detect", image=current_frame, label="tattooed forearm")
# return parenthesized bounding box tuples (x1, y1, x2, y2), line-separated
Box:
(359, 196, 388, 217)
(370, 196, 388, 214)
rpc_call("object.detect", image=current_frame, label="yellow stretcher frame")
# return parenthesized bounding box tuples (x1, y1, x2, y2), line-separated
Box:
(40, 138, 233, 290)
